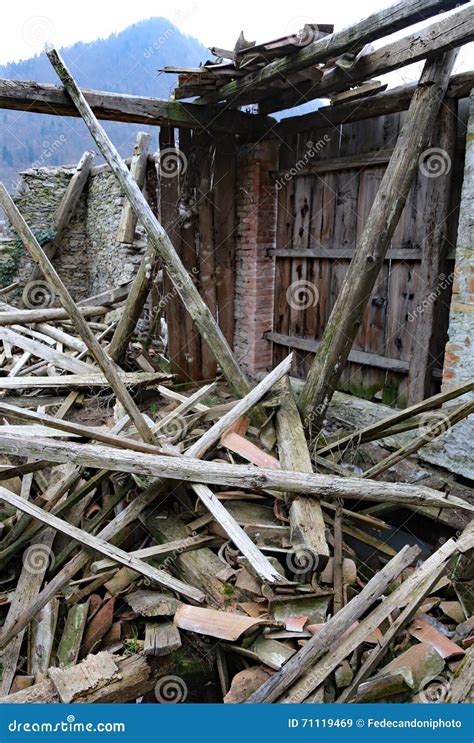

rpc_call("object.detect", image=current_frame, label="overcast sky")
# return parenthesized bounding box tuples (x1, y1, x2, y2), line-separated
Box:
(1, 0, 473, 82)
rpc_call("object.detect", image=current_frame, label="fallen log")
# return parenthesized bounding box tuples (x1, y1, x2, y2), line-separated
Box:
(0, 485, 205, 603)
(0, 183, 157, 446)
(46, 45, 254, 405)
(0, 434, 470, 510)
(245, 544, 420, 703)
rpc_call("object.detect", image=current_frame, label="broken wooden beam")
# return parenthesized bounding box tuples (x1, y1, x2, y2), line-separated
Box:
(275, 376, 329, 571)
(260, 5, 473, 113)
(299, 50, 459, 428)
(198, 0, 467, 105)
(0, 434, 470, 510)
(0, 651, 158, 704)
(46, 45, 254, 403)
(273, 70, 474, 137)
(0, 78, 271, 136)
(245, 544, 420, 703)
(116, 131, 151, 244)
(0, 183, 157, 446)
(0, 485, 205, 603)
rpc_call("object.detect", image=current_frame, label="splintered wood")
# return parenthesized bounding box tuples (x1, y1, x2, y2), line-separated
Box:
(0, 1, 472, 705)
(0, 278, 472, 704)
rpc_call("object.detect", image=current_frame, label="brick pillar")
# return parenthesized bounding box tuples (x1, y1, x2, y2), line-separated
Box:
(233, 140, 278, 376)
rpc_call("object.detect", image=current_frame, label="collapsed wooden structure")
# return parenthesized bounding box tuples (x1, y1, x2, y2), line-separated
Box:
(0, 0, 473, 705)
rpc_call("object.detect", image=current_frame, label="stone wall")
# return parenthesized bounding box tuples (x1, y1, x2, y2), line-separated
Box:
(425, 88, 474, 479)
(1, 160, 152, 303)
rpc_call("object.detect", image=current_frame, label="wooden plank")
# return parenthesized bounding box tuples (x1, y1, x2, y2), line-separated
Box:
(260, 6, 474, 113)
(0, 78, 269, 136)
(271, 150, 394, 177)
(0, 486, 205, 603)
(213, 134, 237, 347)
(246, 544, 420, 703)
(299, 51, 459, 427)
(275, 377, 329, 566)
(116, 131, 151, 244)
(0, 184, 157, 446)
(198, 0, 466, 105)
(407, 99, 457, 403)
(0, 371, 167, 391)
(0, 327, 92, 375)
(267, 331, 409, 372)
(275, 71, 474, 137)
(0, 435, 470, 510)
(0, 306, 107, 324)
(46, 46, 254, 404)
(196, 132, 218, 379)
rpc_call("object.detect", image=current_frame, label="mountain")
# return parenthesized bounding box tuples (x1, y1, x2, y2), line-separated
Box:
(0, 18, 207, 189)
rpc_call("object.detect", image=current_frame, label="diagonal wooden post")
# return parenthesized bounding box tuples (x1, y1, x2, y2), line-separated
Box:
(46, 44, 253, 402)
(299, 50, 458, 429)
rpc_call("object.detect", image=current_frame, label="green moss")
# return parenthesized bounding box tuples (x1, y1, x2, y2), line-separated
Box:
(0, 229, 55, 289)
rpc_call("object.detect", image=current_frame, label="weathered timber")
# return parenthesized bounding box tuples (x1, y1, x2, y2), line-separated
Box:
(0, 401, 176, 457)
(0, 652, 158, 704)
(336, 565, 446, 701)
(0, 78, 270, 136)
(46, 46, 253, 403)
(317, 380, 474, 456)
(0, 183, 157, 445)
(362, 399, 474, 479)
(282, 532, 471, 702)
(406, 99, 457, 403)
(275, 377, 329, 567)
(108, 161, 155, 361)
(116, 132, 151, 244)
(197, 0, 467, 105)
(260, 6, 472, 113)
(0, 371, 167, 390)
(245, 544, 420, 703)
(274, 71, 474, 137)
(0, 327, 93, 375)
(299, 51, 459, 428)
(0, 434, 469, 510)
(0, 306, 107, 324)
(27, 150, 94, 286)
(0, 486, 205, 603)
